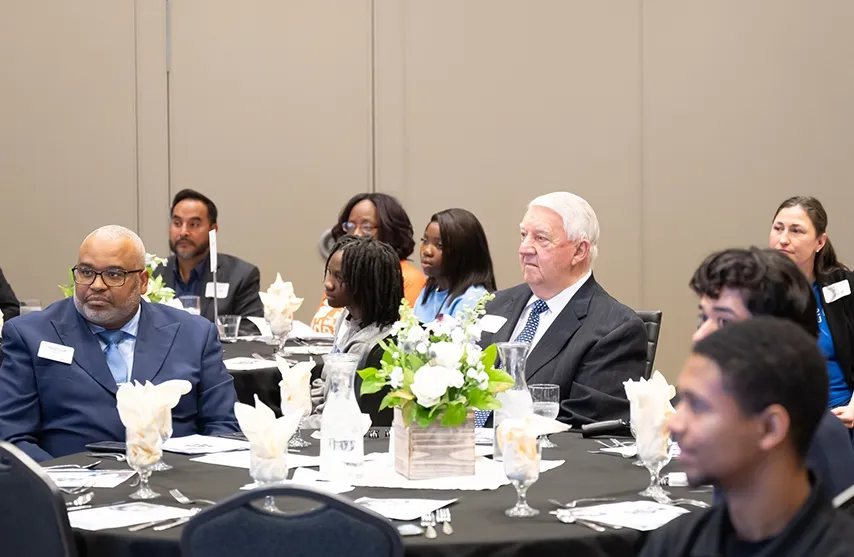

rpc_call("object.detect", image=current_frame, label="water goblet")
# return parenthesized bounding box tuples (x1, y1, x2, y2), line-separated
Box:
(503, 435, 542, 517)
(249, 447, 288, 512)
(285, 404, 311, 449)
(149, 408, 173, 472)
(529, 383, 560, 448)
(637, 431, 673, 502)
(265, 309, 293, 354)
(126, 425, 163, 500)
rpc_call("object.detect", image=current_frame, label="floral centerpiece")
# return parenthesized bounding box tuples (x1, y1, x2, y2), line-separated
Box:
(358, 292, 513, 478)
(60, 253, 177, 305)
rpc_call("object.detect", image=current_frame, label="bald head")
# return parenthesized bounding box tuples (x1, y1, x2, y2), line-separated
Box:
(74, 225, 148, 329)
(81, 225, 146, 269)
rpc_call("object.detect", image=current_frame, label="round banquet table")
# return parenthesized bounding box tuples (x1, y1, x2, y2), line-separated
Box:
(55, 433, 711, 557)
(222, 339, 326, 413)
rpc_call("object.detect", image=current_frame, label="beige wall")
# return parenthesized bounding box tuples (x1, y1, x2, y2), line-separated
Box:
(2, 1, 853, 381)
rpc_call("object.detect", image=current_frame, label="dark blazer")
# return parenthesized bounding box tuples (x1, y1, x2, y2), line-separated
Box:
(479, 276, 647, 427)
(156, 253, 264, 328)
(818, 270, 854, 391)
(0, 298, 239, 462)
(0, 267, 19, 322)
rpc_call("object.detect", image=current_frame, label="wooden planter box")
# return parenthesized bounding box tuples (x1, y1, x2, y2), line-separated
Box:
(393, 407, 476, 480)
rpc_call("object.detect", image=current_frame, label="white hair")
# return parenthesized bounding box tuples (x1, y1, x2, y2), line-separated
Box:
(528, 192, 600, 262)
(83, 225, 146, 268)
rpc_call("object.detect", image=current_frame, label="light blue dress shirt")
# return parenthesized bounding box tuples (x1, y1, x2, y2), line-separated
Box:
(413, 285, 488, 323)
(85, 305, 141, 383)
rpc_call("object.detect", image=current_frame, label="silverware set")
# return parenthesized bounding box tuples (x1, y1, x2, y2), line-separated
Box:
(548, 498, 621, 532)
(127, 489, 215, 532)
(418, 509, 452, 538)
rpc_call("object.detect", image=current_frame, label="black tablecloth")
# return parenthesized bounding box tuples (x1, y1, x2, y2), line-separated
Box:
(222, 340, 325, 413)
(56, 433, 711, 557)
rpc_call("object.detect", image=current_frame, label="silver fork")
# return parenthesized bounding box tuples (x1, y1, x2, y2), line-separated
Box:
(420, 513, 437, 539)
(45, 461, 102, 471)
(86, 452, 127, 462)
(169, 488, 216, 507)
(435, 508, 452, 535)
(59, 480, 96, 495)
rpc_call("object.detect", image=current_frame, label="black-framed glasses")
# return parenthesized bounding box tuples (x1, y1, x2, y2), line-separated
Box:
(341, 222, 376, 235)
(72, 266, 144, 287)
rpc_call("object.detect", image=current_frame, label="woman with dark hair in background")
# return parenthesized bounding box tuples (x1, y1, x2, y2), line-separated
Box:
(414, 208, 497, 322)
(309, 235, 403, 417)
(770, 196, 854, 427)
(311, 193, 425, 333)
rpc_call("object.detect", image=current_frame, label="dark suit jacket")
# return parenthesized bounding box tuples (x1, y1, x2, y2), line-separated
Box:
(479, 277, 647, 426)
(0, 267, 19, 322)
(0, 298, 239, 462)
(155, 253, 264, 331)
(818, 270, 854, 392)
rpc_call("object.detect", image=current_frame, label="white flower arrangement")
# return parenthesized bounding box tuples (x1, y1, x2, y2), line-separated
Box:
(357, 292, 513, 428)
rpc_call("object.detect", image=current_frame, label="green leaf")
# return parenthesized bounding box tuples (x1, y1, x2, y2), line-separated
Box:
(415, 405, 437, 428)
(467, 389, 502, 410)
(379, 393, 400, 411)
(388, 389, 414, 401)
(403, 400, 417, 427)
(359, 376, 387, 395)
(481, 344, 498, 369)
(441, 403, 467, 427)
(357, 367, 378, 380)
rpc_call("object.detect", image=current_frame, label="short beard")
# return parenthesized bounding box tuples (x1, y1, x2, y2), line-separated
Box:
(170, 238, 210, 261)
(74, 288, 142, 327)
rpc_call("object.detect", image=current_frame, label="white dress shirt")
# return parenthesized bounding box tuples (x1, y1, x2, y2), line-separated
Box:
(510, 271, 592, 352)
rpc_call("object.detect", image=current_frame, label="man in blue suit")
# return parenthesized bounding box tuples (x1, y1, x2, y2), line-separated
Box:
(0, 225, 239, 462)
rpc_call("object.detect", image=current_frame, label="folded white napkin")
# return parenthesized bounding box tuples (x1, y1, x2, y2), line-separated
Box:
(235, 395, 302, 460)
(117, 381, 189, 467)
(277, 355, 315, 418)
(259, 273, 303, 315)
(624, 371, 675, 462)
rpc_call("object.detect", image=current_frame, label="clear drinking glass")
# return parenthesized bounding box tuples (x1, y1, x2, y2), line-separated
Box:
(126, 425, 163, 500)
(20, 299, 43, 315)
(149, 408, 173, 472)
(249, 447, 288, 512)
(264, 309, 293, 354)
(637, 430, 673, 502)
(529, 384, 560, 448)
(287, 404, 311, 449)
(178, 295, 201, 316)
(503, 435, 542, 517)
(216, 314, 242, 342)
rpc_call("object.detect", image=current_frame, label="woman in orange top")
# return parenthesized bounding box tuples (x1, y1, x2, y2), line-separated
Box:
(311, 193, 425, 333)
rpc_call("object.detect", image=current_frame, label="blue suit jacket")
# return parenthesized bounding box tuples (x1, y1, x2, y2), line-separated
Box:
(0, 298, 239, 461)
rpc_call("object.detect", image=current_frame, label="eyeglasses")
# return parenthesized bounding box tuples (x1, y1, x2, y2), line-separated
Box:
(72, 266, 145, 287)
(341, 222, 376, 235)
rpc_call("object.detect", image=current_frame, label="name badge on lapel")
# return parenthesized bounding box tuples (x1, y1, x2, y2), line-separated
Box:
(479, 315, 508, 334)
(37, 341, 74, 364)
(205, 282, 230, 299)
(823, 280, 852, 304)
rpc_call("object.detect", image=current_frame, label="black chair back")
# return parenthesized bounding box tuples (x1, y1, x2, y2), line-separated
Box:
(181, 485, 404, 557)
(635, 310, 663, 379)
(0, 442, 78, 557)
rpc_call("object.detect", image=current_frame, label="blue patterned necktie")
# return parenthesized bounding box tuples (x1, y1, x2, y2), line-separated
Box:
(475, 299, 549, 427)
(98, 330, 129, 386)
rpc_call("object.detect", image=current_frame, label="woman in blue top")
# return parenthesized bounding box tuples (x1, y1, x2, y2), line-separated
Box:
(770, 196, 854, 428)
(414, 208, 496, 323)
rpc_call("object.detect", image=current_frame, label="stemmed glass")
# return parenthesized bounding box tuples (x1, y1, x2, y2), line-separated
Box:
(636, 429, 673, 502)
(287, 405, 311, 449)
(503, 435, 542, 517)
(264, 309, 293, 355)
(126, 425, 163, 500)
(149, 408, 173, 472)
(529, 384, 560, 448)
(249, 447, 288, 512)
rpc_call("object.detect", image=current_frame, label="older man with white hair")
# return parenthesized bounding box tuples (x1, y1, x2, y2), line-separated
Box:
(0, 225, 238, 462)
(478, 192, 647, 427)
